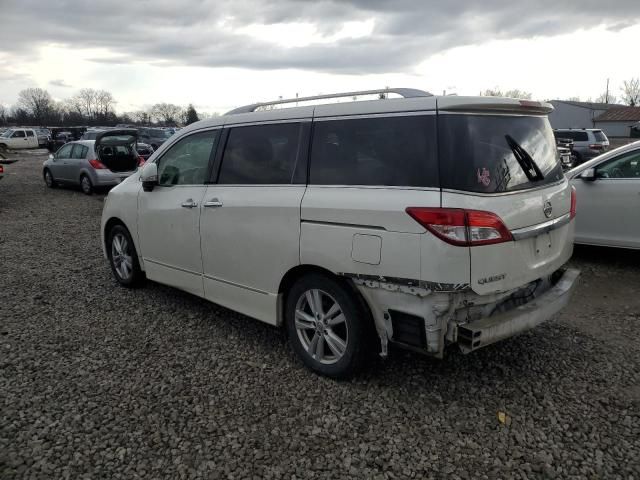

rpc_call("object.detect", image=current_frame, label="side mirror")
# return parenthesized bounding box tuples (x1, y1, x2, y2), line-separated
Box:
(48, 154, 54, 161)
(140, 162, 158, 192)
(579, 168, 596, 181)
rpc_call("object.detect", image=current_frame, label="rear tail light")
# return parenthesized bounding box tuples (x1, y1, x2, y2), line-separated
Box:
(88, 159, 107, 169)
(406, 207, 513, 246)
(570, 185, 577, 219)
(0, 165, 4, 174)
(137, 156, 146, 167)
(589, 144, 603, 150)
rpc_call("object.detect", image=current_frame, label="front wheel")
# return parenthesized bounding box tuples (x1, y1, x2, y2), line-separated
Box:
(107, 225, 144, 288)
(285, 273, 373, 379)
(43, 169, 57, 188)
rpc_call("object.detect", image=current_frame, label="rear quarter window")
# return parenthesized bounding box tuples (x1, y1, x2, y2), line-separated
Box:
(593, 130, 607, 142)
(309, 115, 438, 187)
(439, 114, 564, 193)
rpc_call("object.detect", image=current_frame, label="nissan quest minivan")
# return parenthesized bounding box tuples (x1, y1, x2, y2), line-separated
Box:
(100, 88, 580, 378)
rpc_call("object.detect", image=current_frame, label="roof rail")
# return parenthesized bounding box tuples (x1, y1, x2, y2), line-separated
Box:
(224, 87, 433, 115)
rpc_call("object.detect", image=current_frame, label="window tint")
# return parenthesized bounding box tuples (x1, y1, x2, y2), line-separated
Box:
(26, 130, 35, 137)
(310, 115, 438, 187)
(597, 150, 640, 179)
(218, 123, 303, 184)
(593, 130, 607, 142)
(56, 143, 73, 158)
(157, 130, 219, 186)
(439, 114, 564, 193)
(12, 130, 26, 138)
(71, 144, 88, 159)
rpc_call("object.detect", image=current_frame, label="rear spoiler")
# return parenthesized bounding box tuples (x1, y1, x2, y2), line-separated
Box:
(437, 96, 553, 115)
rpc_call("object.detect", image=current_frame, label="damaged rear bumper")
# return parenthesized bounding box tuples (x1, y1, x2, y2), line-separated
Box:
(456, 268, 580, 353)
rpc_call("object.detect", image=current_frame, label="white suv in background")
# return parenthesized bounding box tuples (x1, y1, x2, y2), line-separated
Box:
(101, 88, 580, 378)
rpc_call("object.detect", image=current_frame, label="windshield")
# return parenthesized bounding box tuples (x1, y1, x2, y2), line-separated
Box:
(0, 130, 12, 138)
(438, 114, 564, 193)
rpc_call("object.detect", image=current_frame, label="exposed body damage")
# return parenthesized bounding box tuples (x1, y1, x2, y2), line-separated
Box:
(349, 268, 580, 358)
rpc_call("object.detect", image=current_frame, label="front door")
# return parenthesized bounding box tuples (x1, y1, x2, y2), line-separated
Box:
(137, 129, 221, 296)
(200, 121, 309, 324)
(50, 143, 74, 181)
(574, 149, 640, 248)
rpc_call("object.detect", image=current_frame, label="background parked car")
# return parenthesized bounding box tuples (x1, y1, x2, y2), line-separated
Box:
(43, 130, 143, 195)
(553, 128, 609, 165)
(567, 140, 640, 249)
(137, 127, 173, 150)
(35, 128, 52, 147)
(50, 131, 74, 151)
(136, 142, 154, 161)
(0, 128, 40, 150)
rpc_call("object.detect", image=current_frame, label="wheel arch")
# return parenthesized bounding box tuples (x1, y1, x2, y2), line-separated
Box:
(277, 264, 374, 329)
(103, 217, 144, 270)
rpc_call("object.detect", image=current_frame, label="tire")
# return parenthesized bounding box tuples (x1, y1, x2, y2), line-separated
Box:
(107, 224, 144, 288)
(0, 143, 7, 152)
(285, 273, 373, 379)
(572, 151, 582, 166)
(43, 169, 57, 188)
(80, 174, 93, 195)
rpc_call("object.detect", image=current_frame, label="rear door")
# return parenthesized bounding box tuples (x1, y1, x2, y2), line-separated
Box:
(437, 108, 573, 295)
(51, 143, 74, 181)
(200, 121, 309, 324)
(67, 143, 89, 183)
(574, 148, 640, 248)
(25, 130, 38, 148)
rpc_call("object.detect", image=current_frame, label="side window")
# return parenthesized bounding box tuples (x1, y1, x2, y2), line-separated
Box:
(157, 130, 219, 186)
(218, 123, 303, 185)
(56, 144, 74, 158)
(597, 151, 640, 179)
(26, 130, 35, 137)
(310, 115, 438, 187)
(12, 130, 26, 138)
(71, 144, 88, 159)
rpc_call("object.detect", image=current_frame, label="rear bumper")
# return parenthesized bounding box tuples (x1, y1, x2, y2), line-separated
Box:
(457, 268, 580, 353)
(93, 170, 136, 186)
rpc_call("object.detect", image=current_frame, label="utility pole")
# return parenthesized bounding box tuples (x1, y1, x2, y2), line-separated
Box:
(605, 78, 610, 104)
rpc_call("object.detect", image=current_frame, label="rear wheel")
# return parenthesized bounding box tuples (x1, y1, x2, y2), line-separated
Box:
(80, 174, 93, 195)
(43, 169, 57, 188)
(285, 273, 373, 378)
(107, 225, 144, 288)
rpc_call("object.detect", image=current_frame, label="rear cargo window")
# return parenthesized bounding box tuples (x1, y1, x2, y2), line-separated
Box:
(439, 115, 564, 193)
(310, 115, 438, 187)
(593, 130, 607, 142)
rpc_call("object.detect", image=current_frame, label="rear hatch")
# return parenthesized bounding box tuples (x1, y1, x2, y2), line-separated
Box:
(95, 129, 139, 173)
(437, 98, 574, 295)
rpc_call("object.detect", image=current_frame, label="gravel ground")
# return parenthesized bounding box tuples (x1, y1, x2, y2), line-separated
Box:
(1, 152, 639, 479)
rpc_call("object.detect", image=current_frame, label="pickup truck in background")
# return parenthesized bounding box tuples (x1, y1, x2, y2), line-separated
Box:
(0, 128, 40, 150)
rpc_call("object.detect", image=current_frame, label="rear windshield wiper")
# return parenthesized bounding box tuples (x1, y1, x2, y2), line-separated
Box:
(505, 135, 544, 182)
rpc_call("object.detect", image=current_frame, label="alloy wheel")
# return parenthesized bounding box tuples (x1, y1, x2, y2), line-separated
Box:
(111, 233, 133, 281)
(294, 289, 348, 365)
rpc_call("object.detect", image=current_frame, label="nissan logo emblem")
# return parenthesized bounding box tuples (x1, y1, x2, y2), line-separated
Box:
(543, 201, 553, 218)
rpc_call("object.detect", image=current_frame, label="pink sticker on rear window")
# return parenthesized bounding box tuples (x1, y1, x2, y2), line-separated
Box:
(477, 168, 491, 186)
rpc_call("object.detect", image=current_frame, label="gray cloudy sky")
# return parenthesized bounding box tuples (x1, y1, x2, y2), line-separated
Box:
(1, 0, 639, 112)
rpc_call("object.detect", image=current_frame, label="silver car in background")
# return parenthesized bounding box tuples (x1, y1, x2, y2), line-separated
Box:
(567, 140, 640, 249)
(43, 130, 142, 195)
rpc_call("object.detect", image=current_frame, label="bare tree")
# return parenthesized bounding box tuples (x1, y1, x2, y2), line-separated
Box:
(96, 90, 116, 116)
(595, 92, 618, 104)
(151, 103, 184, 125)
(131, 110, 152, 125)
(483, 87, 532, 99)
(620, 78, 640, 106)
(17, 88, 55, 123)
(0, 104, 6, 125)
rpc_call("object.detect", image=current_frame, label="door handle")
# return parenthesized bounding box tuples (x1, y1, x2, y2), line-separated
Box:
(181, 199, 198, 208)
(203, 198, 223, 208)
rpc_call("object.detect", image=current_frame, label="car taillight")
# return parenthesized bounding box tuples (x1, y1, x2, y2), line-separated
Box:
(589, 144, 603, 150)
(0, 165, 4, 174)
(137, 156, 146, 167)
(570, 185, 577, 219)
(406, 207, 513, 247)
(88, 159, 107, 169)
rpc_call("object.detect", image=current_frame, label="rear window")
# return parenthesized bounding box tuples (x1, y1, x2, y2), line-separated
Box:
(309, 115, 438, 187)
(439, 115, 564, 193)
(593, 130, 607, 142)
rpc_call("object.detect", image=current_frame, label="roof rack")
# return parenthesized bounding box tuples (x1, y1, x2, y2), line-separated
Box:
(224, 87, 433, 115)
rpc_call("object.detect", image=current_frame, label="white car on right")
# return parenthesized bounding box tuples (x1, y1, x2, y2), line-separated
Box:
(567, 140, 640, 249)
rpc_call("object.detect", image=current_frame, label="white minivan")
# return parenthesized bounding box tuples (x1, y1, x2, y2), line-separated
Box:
(101, 88, 579, 378)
